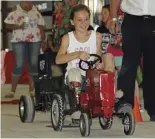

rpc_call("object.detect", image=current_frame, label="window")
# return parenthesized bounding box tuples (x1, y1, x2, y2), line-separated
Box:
(36, 3, 47, 10)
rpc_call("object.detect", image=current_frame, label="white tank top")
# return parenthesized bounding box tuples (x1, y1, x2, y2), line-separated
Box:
(66, 31, 97, 77)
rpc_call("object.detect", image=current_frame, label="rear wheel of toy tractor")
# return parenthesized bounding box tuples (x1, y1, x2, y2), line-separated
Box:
(51, 94, 64, 131)
(99, 117, 113, 130)
(123, 112, 135, 135)
(79, 113, 90, 137)
(19, 95, 35, 123)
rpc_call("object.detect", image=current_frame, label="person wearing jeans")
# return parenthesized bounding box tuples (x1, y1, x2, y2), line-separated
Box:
(4, 1, 45, 98)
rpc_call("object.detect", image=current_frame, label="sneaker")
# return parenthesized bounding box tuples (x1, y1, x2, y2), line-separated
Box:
(5, 92, 15, 98)
(115, 90, 124, 99)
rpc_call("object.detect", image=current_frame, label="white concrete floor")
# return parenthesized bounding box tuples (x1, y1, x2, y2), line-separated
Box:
(1, 84, 155, 138)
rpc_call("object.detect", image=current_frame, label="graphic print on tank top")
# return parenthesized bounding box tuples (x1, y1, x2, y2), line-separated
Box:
(66, 31, 97, 76)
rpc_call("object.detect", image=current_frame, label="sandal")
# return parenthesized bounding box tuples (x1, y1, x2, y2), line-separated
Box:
(5, 92, 15, 98)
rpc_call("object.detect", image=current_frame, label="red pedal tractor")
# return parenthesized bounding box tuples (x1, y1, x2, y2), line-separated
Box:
(51, 54, 135, 137)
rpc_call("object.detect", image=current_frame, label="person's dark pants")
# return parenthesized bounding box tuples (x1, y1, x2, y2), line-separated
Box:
(118, 14, 155, 117)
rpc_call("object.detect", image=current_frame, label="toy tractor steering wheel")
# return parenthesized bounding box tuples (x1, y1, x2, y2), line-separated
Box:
(79, 54, 102, 71)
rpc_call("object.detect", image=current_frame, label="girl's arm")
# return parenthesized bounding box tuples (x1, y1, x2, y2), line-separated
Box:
(96, 32, 102, 56)
(56, 34, 80, 64)
(6, 24, 23, 30)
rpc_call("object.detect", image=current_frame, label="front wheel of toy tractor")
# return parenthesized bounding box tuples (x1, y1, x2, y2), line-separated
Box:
(51, 94, 64, 131)
(99, 117, 113, 130)
(79, 113, 90, 137)
(123, 112, 135, 135)
(19, 95, 35, 123)
(116, 103, 135, 135)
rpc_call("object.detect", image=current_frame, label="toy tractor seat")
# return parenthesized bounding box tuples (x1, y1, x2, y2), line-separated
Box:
(38, 52, 67, 78)
(34, 52, 67, 108)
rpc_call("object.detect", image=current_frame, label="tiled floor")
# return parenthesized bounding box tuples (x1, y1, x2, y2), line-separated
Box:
(1, 84, 155, 138)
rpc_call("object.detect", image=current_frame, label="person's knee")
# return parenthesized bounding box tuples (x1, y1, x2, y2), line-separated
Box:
(104, 53, 114, 60)
(102, 53, 115, 72)
(67, 68, 82, 83)
(12, 59, 24, 76)
(67, 68, 82, 89)
(51, 65, 63, 77)
(28, 55, 38, 75)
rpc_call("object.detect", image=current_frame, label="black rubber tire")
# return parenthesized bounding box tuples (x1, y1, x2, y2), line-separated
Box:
(79, 113, 90, 137)
(99, 117, 113, 130)
(124, 112, 135, 135)
(19, 95, 35, 123)
(116, 103, 135, 135)
(51, 94, 64, 131)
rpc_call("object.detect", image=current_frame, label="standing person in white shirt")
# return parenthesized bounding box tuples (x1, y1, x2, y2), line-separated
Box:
(4, 1, 45, 98)
(109, 0, 155, 122)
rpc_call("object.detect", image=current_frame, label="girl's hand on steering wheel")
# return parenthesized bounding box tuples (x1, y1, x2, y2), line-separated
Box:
(79, 51, 90, 61)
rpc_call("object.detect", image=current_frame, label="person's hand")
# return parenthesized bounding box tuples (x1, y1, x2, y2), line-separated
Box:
(109, 20, 119, 34)
(96, 62, 104, 70)
(17, 22, 25, 29)
(79, 51, 90, 61)
(41, 35, 45, 42)
(41, 41, 47, 52)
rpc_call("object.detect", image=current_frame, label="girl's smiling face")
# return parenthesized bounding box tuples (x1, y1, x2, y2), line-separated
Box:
(72, 10, 90, 32)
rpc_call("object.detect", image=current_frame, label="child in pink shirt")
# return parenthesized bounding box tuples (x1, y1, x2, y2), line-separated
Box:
(53, 1, 66, 25)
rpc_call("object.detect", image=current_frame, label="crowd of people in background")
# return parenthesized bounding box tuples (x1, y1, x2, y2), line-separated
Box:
(4, 0, 154, 122)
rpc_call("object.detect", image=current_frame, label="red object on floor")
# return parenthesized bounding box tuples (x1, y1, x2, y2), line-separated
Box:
(1, 99, 20, 104)
(1, 50, 29, 84)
